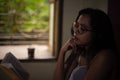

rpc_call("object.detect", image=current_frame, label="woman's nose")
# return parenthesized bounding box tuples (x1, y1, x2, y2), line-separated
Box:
(73, 32, 77, 36)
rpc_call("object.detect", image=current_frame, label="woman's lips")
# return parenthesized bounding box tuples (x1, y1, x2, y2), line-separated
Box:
(73, 36, 78, 42)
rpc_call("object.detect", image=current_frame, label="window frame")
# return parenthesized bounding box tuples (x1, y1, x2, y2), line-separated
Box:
(52, 0, 63, 58)
(0, 0, 63, 61)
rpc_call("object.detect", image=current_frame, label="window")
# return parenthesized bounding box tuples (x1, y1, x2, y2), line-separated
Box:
(0, 0, 63, 60)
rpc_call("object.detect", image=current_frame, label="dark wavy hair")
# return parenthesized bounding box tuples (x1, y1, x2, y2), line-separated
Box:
(65, 8, 119, 80)
(71, 8, 116, 53)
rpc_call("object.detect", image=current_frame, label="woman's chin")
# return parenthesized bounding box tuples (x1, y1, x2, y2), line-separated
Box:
(77, 43, 88, 47)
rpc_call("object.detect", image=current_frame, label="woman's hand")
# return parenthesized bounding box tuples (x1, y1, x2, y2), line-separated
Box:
(54, 37, 77, 80)
(53, 37, 78, 80)
(60, 37, 77, 55)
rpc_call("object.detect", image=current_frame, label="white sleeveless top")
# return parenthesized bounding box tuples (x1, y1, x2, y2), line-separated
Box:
(69, 56, 88, 80)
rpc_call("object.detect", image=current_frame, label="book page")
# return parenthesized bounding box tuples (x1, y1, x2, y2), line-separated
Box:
(1, 52, 29, 80)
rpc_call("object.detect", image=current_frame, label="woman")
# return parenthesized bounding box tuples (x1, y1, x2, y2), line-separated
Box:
(53, 8, 119, 80)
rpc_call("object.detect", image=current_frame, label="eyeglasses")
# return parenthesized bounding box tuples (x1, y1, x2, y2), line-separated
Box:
(72, 22, 93, 34)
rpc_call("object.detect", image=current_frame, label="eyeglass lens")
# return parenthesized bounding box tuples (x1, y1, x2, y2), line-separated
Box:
(73, 22, 90, 34)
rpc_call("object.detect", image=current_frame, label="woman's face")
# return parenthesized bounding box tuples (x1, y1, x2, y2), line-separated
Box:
(73, 15, 93, 46)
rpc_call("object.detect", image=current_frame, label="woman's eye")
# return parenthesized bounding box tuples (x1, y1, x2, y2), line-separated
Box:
(80, 26, 87, 31)
(81, 27, 86, 31)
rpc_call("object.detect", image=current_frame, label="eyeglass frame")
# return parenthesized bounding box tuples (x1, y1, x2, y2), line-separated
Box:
(72, 22, 94, 34)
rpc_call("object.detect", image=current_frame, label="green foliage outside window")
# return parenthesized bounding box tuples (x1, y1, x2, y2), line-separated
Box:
(0, 0, 50, 33)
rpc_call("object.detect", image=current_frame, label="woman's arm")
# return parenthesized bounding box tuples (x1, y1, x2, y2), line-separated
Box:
(53, 49, 66, 80)
(53, 38, 77, 80)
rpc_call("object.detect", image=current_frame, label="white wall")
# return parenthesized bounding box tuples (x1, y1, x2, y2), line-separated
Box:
(62, 0, 108, 45)
(22, 0, 108, 80)
(22, 62, 56, 80)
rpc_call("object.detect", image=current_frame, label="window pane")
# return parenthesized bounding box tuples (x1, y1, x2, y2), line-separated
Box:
(0, 0, 50, 45)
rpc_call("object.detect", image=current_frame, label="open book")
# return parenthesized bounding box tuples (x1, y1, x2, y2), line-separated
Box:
(1, 52, 29, 80)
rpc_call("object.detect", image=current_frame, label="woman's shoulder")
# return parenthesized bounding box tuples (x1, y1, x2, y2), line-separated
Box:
(85, 49, 119, 80)
(94, 49, 116, 60)
(90, 49, 117, 66)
